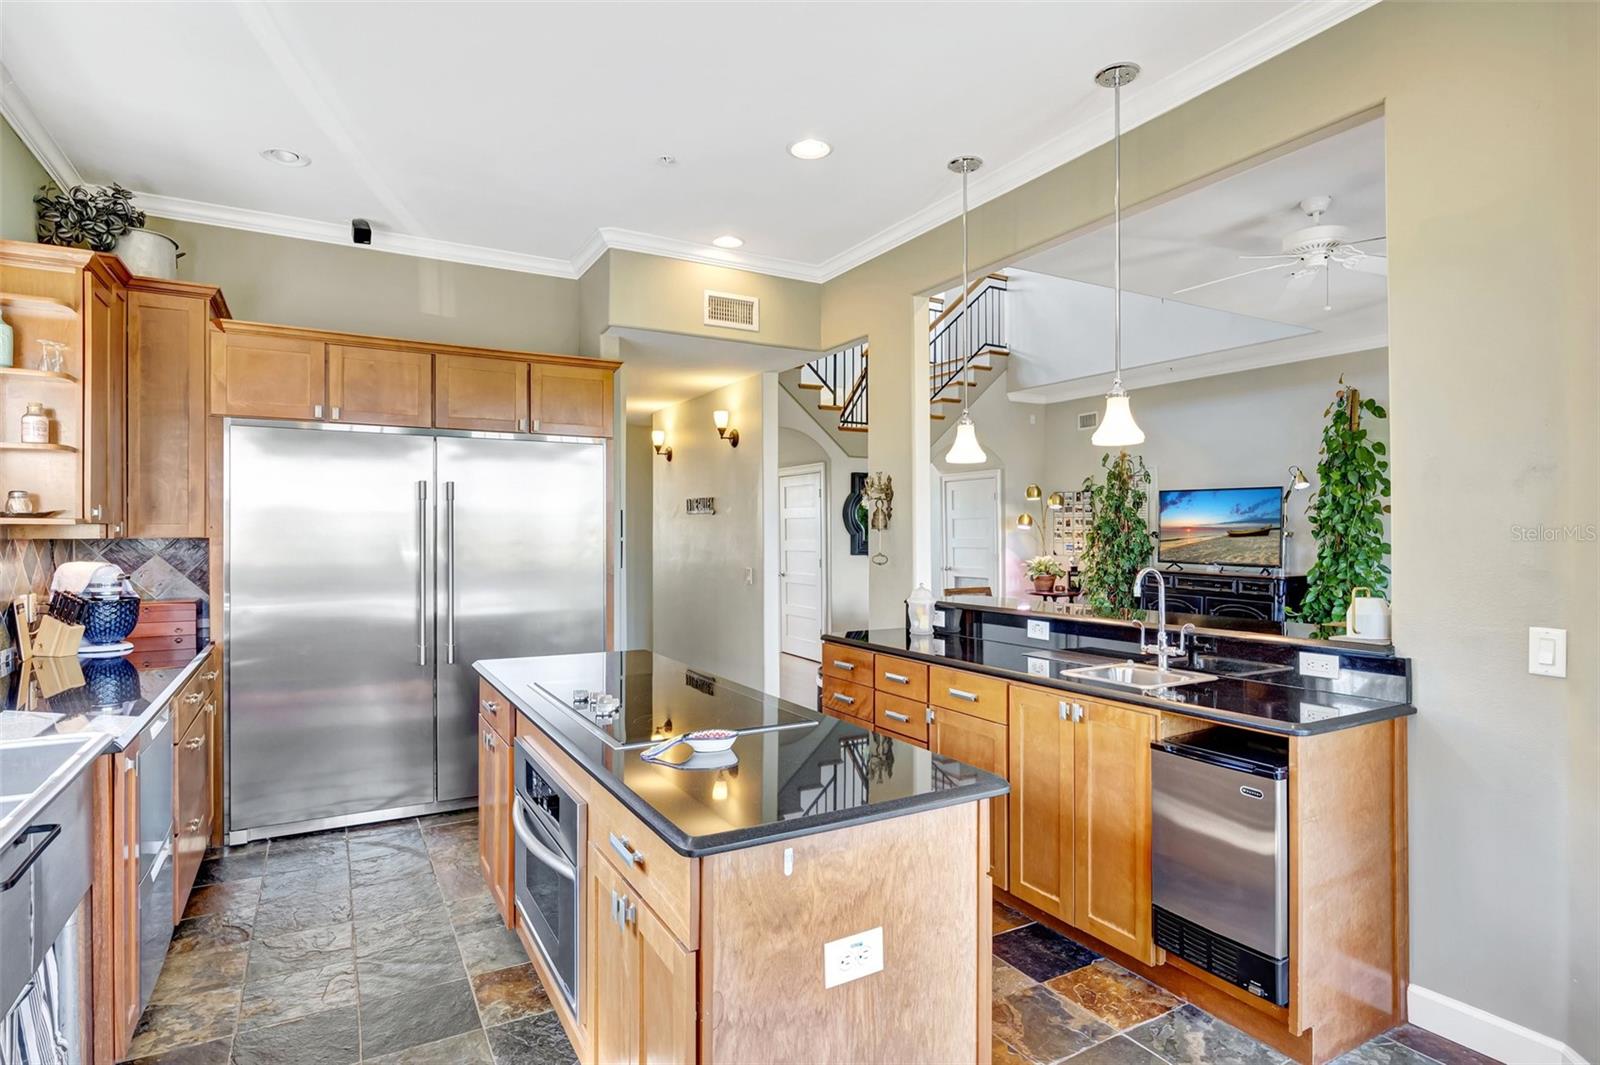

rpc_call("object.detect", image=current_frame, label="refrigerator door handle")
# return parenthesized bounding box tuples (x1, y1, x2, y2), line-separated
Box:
(417, 480, 429, 666)
(445, 481, 456, 665)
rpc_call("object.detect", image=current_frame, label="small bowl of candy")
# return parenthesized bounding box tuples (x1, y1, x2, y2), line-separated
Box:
(685, 728, 737, 754)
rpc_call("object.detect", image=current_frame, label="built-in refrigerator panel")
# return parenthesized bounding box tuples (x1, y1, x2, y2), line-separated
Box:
(434, 435, 608, 800)
(227, 424, 438, 835)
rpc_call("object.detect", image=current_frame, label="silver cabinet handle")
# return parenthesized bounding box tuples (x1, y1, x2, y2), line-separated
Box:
(884, 709, 910, 723)
(416, 480, 428, 665)
(926, 707, 935, 724)
(186, 817, 201, 833)
(313, 404, 323, 419)
(831, 660, 856, 672)
(200, 671, 218, 682)
(483, 730, 496, 750)
(90, 504, 103, 521)
(609, 832, 642, 869)
(883, 671, 910, 684)
(533, 419, 541, 432)
(1073, 703, 1084, 724)
(1059, 700, 1068, 721)
(518, 417, 529, 432)
(948, 687, 978, 702)
(331, 405, 341, 421)
(184, 692, 203, 705)
(445, 481, 456, 665)
(830, 692, 856, 705)
(184, 735, 203, 750)
(481, 699, 499, 712)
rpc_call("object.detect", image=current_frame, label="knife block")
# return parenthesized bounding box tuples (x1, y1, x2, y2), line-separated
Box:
(13, 599, 84, 660)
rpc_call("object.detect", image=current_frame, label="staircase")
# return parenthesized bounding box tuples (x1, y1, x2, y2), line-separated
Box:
(793, 273, 1009, 435)
(782, 735, 871, 819)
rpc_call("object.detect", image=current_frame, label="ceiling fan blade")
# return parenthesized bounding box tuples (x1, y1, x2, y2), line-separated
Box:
(1346, 235, 1387, 246)
(1238, 254, 1300, 261)
(1173, 261, 1293, 295)
(1344, 255, 1388, 275)
(1285, 268, 1320, 290)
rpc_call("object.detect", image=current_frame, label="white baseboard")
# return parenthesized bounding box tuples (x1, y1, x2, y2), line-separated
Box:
(1408, 985, 1590, 1065)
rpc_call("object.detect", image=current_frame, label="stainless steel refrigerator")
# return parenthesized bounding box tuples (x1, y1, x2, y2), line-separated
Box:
(224, 421, 607, 842)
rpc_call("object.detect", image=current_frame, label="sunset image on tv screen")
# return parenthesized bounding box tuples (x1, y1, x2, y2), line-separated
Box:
(1157, 487, 1283, 567)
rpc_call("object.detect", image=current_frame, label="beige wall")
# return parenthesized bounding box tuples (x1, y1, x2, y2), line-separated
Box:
(778, 392, 870, 632)
(144, 217, 583, 353)
(1, 116, 48, 242)
(821, 4, 1598, 1056)
(623, 422, 654, 650)
(650, 374, 770, 689)
(607, 250, 822, 351)
(578, 249, 612, 356)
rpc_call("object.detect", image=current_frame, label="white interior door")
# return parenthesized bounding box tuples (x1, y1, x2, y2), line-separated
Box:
(779, 468, 825, 661)
(941, 470, 1000, 594)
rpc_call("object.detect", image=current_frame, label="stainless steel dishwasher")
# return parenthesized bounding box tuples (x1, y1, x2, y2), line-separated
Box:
(1150, 727, 1289, 1006)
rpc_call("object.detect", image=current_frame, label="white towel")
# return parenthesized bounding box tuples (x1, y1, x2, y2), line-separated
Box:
(49, 562, 130, 598)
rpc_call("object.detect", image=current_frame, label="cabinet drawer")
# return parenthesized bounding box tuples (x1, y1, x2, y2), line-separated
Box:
(590, 787, 699, 949)
(873, 654, 928, 700)
(875, 690, 929, 746)
(173, 650, 219, 739)
(174, 705, 214, 918)
(820, 677, 873, 722)
(479, 678, 512, 740)
(129, 619, 195, 639)
(821, 643, 873, 683)
(929, 666, 1008, 724)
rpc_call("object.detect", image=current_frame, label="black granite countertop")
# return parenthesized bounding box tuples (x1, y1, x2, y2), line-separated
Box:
(940, 594, 1399, 657)
(0, 644, 213, 751)
(832, 629, 1414, 736)
(475, 651, 1008, 857)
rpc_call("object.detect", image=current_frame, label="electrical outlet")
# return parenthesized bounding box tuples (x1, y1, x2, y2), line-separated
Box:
(823, 927, 883, 989)
(1297, 652, 1341, 679)
(931, 609, 945, 629)
(1025, 656, 1050, 678)
(1026, 619, 1051, 641)
(743, 567, 753, 585)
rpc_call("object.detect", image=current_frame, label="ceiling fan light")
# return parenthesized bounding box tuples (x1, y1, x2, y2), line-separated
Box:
(1092, 392, 1144, 448)
(945, 412, 988, 464)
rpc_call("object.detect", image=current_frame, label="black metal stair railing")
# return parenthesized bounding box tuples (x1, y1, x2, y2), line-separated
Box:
(928, 274, 1007, 402)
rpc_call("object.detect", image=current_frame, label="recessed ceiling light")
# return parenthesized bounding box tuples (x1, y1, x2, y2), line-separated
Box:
(260, 148, 310, 167)
(712, 235, 744, 249)
(657, 154, 678, 167)
(788, 138, 832, 160)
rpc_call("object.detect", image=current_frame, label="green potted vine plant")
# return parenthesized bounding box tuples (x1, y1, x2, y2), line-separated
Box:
(1024, 556, 1067, 593)
(1295, 377, 1391, 625)
(1079, 450, 1154, 612)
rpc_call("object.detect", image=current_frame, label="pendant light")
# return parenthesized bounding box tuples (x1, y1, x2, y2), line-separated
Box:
(944, 155, 987, 464)
(1091, 62, 1146, 448)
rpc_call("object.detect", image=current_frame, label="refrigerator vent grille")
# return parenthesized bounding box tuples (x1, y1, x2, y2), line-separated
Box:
(704, 290, 760, 331)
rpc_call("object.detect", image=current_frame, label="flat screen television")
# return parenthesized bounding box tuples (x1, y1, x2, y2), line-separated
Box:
(1157, 487, 1284, 568)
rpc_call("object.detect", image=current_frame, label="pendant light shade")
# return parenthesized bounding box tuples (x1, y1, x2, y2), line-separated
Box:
(1093, 62, 1143, 449)
(946, 411, 987, 464)
(944, 155, 986, 465)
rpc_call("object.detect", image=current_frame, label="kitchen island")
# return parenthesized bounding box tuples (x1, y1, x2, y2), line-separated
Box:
(474, 650, 1007, 1064)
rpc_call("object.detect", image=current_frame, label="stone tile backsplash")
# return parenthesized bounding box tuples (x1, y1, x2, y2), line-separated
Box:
(0, 538, 210, 633)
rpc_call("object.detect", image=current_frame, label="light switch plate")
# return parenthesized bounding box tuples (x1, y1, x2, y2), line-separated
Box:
(1026, 619, 1051, 641)
(823, 926, 883, 988)
(1298, 652, 1341, 679)
(1528, 626, 1567, 678)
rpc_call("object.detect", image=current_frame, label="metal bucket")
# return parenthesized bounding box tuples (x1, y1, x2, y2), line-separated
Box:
(114, 229, 182, 279)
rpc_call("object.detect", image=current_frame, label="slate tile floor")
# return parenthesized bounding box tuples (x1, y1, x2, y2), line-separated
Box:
(123, 812, 574, 1065)
(125, 813, 1496, 1065)
(989, 901, 1501, 1065)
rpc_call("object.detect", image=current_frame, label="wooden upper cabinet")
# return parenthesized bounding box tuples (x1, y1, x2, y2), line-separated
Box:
(211, 333, 326, 419)
(435, 353, 529, 432)
(127, 286, 212, 537)
(532, 362, 612, 437)
(328, 345, 433, 428)
(1007, 684, 1076, 919)
(929, 706, 1009, 892)
(1074, 698, 1158, 963)
(83, 272, 127, 530)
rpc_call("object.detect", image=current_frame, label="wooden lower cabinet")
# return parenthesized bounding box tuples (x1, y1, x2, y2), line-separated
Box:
(1007, 684, 1076, 916)
(1073, 698, 1157, 963)
(589, 849, 697, 1065)
(478, 714, 514, 926)
(328, 345, 433, 427)
(172, 699, 215, 920)
(110, 747, 141, 1056)
(929, 705, 1009, 891)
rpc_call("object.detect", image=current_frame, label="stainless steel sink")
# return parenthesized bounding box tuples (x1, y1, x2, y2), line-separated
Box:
(1060, 661, 1216, 691)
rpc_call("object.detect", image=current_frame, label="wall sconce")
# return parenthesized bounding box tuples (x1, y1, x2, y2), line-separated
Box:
(651, 429, 672, 462)
(712, 409, 739, 448)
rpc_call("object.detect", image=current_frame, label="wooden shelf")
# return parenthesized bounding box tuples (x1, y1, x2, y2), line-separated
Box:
(0, 366, 79, 384)
(0, 515, 76, 525)
(0, 442, 77, 453)
(0, 292, 76, 317)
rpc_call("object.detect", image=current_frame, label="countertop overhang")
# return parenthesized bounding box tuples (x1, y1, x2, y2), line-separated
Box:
(475, 651, 1008, 858)
(829, 629, 1414, 736)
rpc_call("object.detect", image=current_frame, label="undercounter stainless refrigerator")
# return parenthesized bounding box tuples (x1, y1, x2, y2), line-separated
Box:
(225, 421, 607, 842)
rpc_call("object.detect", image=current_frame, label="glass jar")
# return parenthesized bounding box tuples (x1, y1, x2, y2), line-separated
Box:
(906, 584, 935, 636)
(5, 490, 34, 515)
(20, 403, 49, 444)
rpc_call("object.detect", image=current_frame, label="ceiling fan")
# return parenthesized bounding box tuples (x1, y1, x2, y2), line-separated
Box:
(1173, 195, 1386, 310)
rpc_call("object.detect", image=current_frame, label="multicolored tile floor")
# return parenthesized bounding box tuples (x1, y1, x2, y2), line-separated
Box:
(989, 900, 1500, 1065)
(122, 812, 575, 1064)
(123, 812, 1499, 1065)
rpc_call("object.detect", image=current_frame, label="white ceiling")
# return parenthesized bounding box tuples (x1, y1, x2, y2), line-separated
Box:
(1, 1, 1373, 282)
(1008, 116, 1386, 401)
(612, 328, 815, 424)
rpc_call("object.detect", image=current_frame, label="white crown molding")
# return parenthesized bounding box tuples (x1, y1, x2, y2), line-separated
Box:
(813, 0, 1380, 282)
(8, 0, 1376, 287)
(0, 63, 81, 188)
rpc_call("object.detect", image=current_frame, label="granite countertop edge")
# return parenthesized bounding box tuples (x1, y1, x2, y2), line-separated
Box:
(474, 660, 1008, 858)
(829, 631, 1415, 737)
(97, 643, 215, 751)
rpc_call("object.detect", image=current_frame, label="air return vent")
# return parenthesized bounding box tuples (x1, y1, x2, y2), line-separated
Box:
(1078, 411, 1099, 431)
(704, 290, 759, 332)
